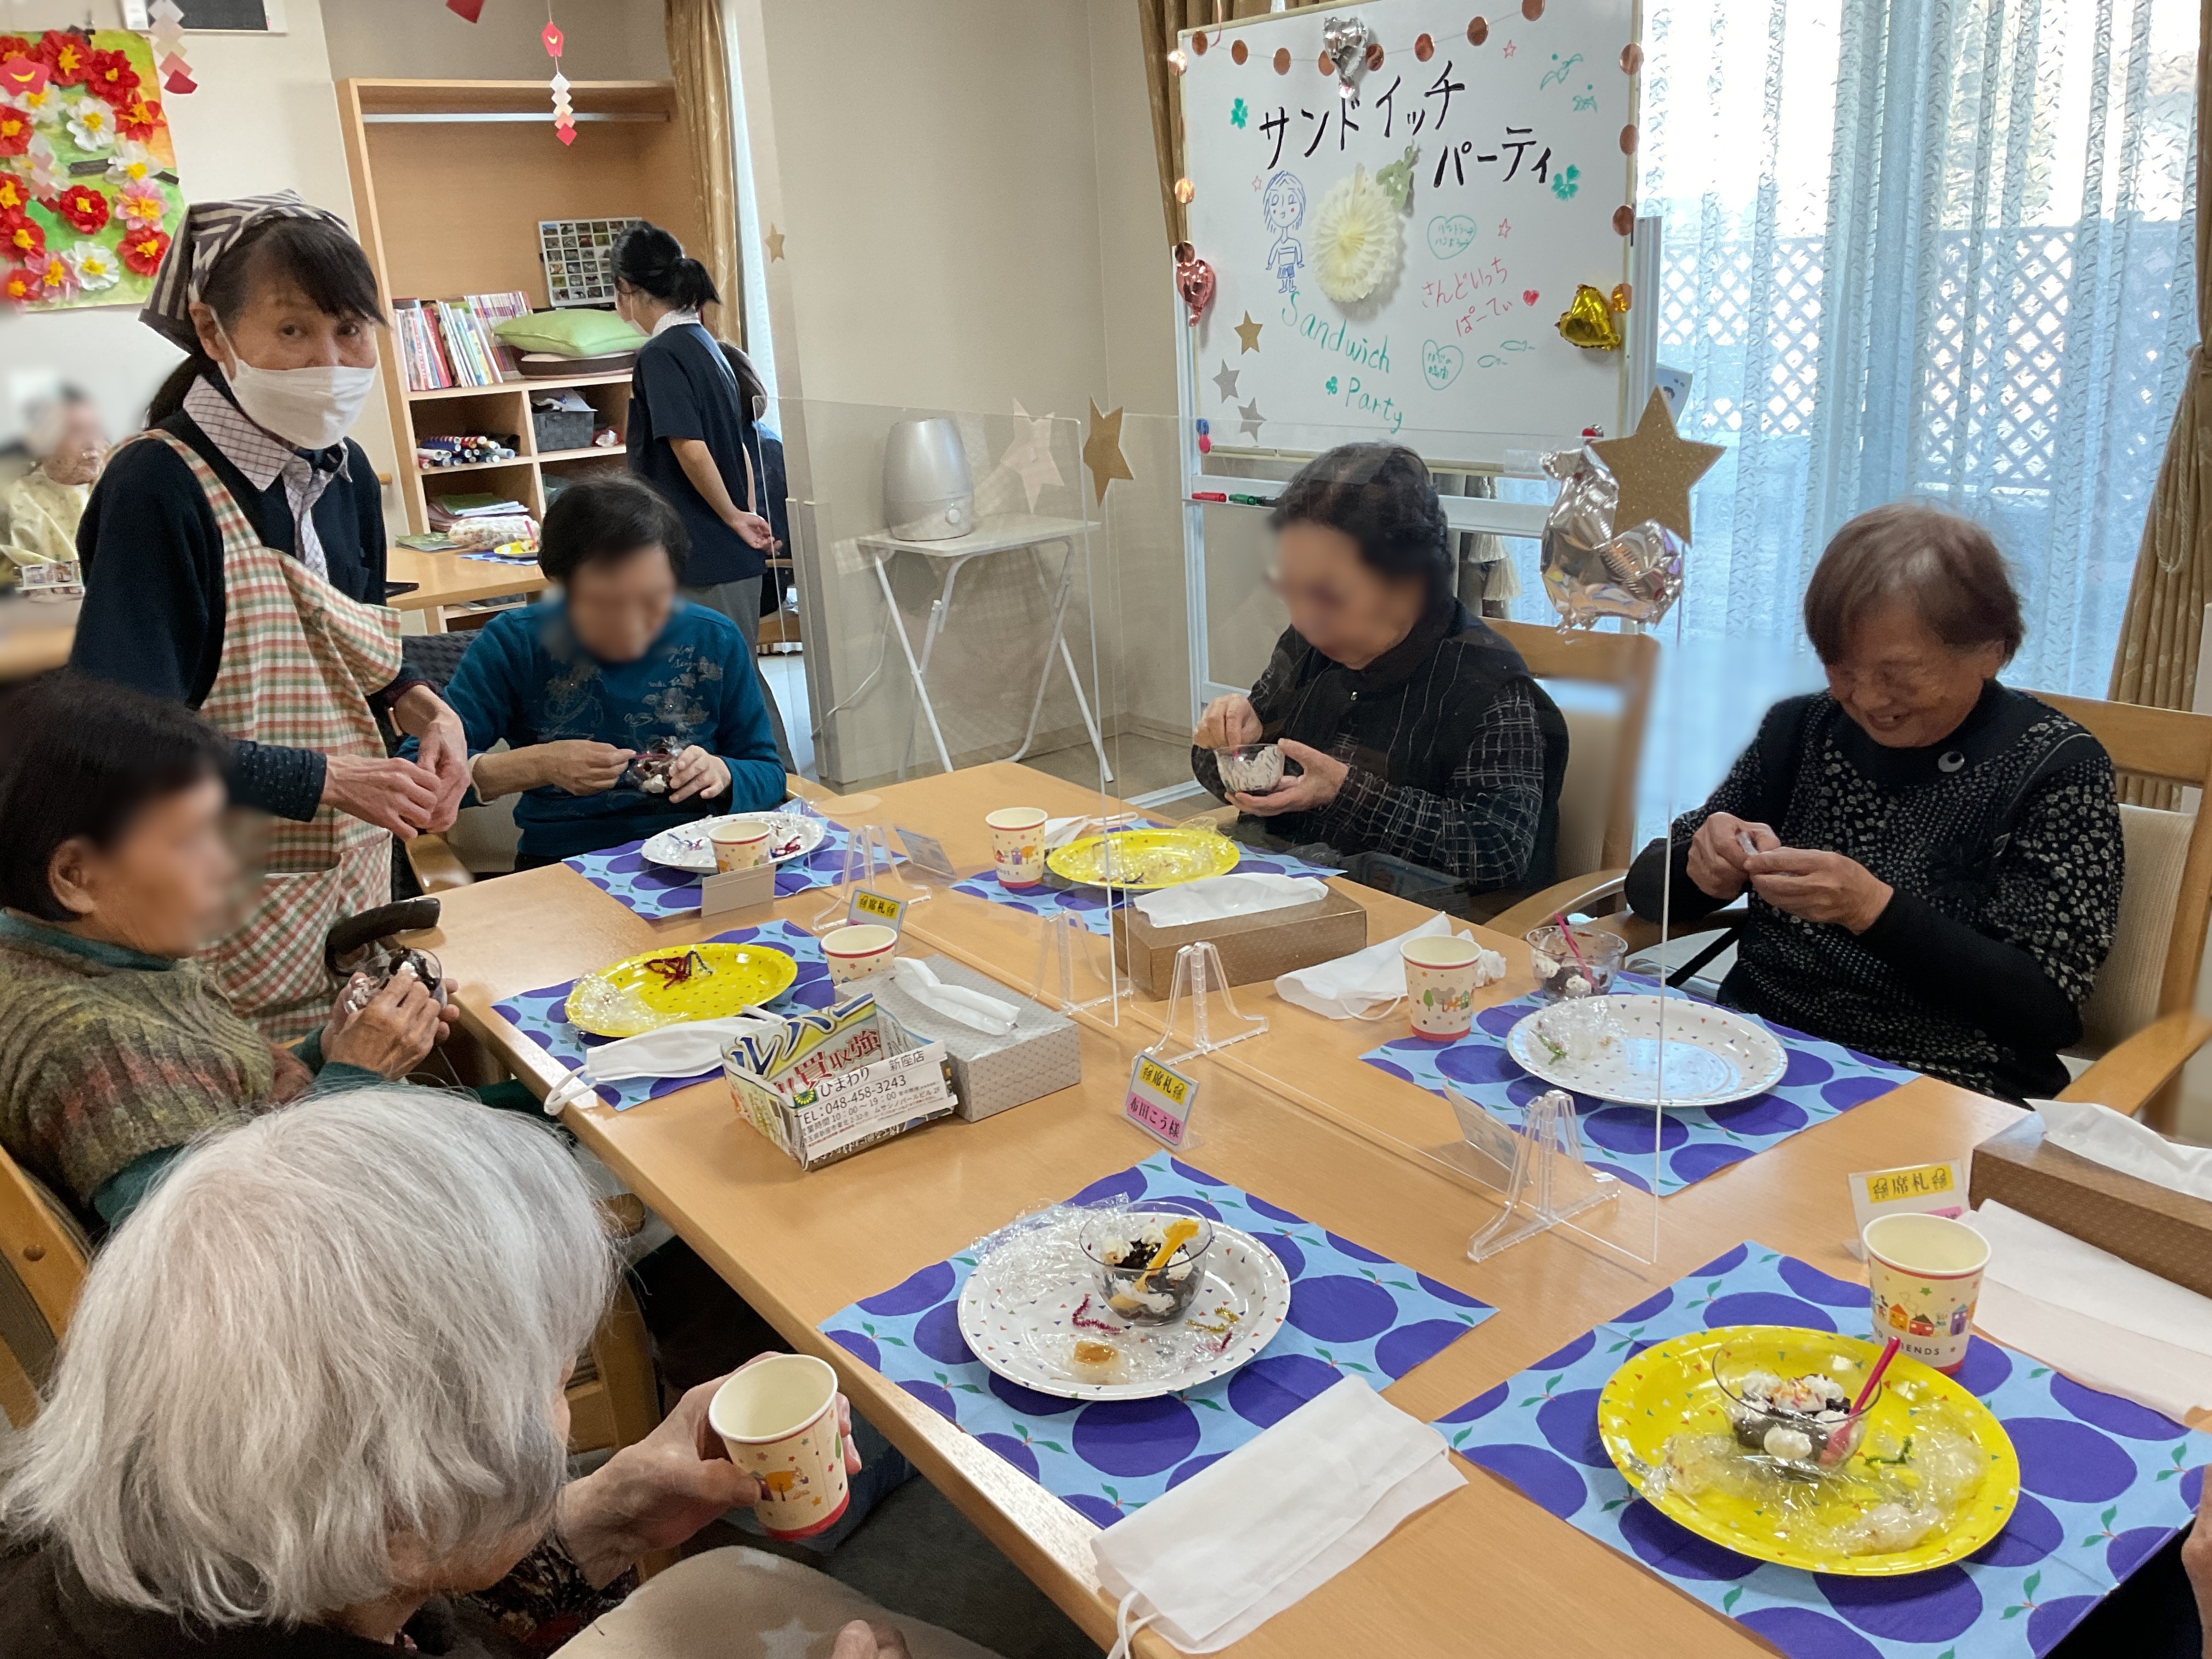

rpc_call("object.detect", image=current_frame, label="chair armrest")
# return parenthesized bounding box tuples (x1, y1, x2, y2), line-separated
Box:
(1488, 870, 1629, 939)
(404, 833, 474, 893)
(2056, 1010, 2212, 1118)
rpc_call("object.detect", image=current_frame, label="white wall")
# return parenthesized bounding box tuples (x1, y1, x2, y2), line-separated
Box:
(319, 0, 668, 81)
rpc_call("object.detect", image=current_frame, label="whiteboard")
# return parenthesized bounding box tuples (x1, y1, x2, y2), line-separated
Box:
(1178, 0, 1639, 466)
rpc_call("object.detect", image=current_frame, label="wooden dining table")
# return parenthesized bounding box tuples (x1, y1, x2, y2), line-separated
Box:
(408, 761, 2137, 1659)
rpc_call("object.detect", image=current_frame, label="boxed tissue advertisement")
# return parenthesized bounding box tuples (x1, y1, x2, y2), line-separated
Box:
(724, 995, 955, 1170)
(862, 953, 1081, 1121)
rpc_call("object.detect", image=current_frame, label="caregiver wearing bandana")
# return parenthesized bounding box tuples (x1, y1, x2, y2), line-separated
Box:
(70, 194, 471, 1040)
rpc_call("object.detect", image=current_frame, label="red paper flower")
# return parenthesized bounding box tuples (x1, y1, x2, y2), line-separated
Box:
(83, 48, 139, 108)
(0, 208, 43, 263)
(2, 263, 35, 306)
(0, 173, 27, 216)
(116, 95, 162, 141)
(119, 225, 168, 276)
(0, 108, 30, 159)
(37, 30, 89, 88)
(0, 37, 33, 63)
(52, 182, 108, 234)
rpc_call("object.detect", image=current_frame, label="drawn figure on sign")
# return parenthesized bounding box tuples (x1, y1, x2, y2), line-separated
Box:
(1261, 170, 1307, 294)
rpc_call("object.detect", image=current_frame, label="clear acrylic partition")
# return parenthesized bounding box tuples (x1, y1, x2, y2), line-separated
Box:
(772, 398, 1125, 1014)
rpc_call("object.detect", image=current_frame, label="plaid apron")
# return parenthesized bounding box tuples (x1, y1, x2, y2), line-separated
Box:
(145, 432, 403, 1040)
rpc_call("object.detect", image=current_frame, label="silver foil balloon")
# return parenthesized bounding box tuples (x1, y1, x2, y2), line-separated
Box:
(1538, 447, 1686, 630)
(1321, 15, 1371, 104)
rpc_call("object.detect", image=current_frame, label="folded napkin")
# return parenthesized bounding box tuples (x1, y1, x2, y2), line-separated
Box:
(1134, 872, 1325, 928)
(1970, 1200, 2212, 1419)
(1277, 913, 1470, 1020)
(1092, 1376, 1462, 1656)
(1043, 812, 1146, 850)
(889, 957, 1020, 1034)
(2030, 1096, 2212, 1201)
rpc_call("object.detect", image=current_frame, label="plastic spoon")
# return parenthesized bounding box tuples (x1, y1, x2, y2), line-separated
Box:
(1551, 911, 1591, 978)
(1819, 1337, 1901, 1468)
(1109, 1217, 1200, 1313)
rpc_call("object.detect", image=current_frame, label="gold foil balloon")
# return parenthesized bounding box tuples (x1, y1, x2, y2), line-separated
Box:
(1172, 242, 1216, 328)
(1539, 446, 1686, 630)
(1556, 283, 1624, 351)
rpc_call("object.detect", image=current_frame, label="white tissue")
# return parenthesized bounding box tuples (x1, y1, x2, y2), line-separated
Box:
(1133, 872, 1325, 928)
(2030, 1097, 2212, 1203)
(889, 957, 1020, 1034)
(1275, 913, 1456, 1020)
(1042, 812, 1145, 850)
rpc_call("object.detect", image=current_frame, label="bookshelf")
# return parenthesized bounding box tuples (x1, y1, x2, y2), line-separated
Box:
(336, 80, 706, 537)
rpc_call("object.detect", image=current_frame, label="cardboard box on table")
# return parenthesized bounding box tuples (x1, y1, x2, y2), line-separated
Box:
(862, 953, 1081, 1121)
(1970, 1115, 2212, 1299)
(724, 997, 956, 1171)
(1110, 885, 1369, 998)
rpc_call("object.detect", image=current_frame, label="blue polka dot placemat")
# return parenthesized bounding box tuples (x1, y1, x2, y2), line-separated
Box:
(950, 846, 1347, 938)
(565, 817, 881, 920)
(822, 1151, 1493, 1526)
(489, 920, 835, 1109)
(1434, 1242, 2211, 1659)
(1362, 991, 1918, 1195)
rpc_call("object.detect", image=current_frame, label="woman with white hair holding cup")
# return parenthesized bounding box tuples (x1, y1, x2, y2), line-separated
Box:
(0, 1087, 997, 1659)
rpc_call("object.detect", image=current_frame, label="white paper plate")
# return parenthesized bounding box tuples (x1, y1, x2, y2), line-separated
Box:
(1505, 994, 1787, 1109)
(957, 1215, 1291, 1402)
(640, 810, 825, 873)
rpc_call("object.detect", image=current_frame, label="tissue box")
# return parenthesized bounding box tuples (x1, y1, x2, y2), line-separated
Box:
(724, 996, 957, 1170)
(1112, 885, 1369, 998)
(862, 954, 1081, 1121)
(1970, 1116, 2212, 1299)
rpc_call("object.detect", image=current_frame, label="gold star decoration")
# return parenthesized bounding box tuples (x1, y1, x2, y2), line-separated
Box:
(1082, 399, 1133, 506)
(764, 224, 786, 262)
(1592, 389, 1724, 543)
(1233, 311, 1263, 353)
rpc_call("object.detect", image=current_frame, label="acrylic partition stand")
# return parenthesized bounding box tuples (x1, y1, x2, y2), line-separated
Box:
(810, 823, 930, 930)
(1146, 941, 1267, 1067)
(1450, 1085, 1620, 1263)
(1031, 909, 1125, 1019)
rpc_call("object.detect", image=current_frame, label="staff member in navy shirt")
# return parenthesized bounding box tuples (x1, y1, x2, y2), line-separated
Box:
(611, 223, 795, 771)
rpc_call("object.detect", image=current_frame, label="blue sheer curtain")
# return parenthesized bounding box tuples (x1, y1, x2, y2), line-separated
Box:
(1596, 0, 2199, 695)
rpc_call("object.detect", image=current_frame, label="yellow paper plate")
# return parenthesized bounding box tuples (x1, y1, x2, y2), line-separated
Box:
(564, 943, 798, 1038)
(1596, 1325, 2020, 1576)
(1045, 828, 1240, 890)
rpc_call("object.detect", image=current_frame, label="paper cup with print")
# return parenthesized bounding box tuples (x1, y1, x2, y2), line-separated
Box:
(708, 1353, 849, 1541)
(710, 819, 772, 871)
(822, 923, 899, 987)
(1402, 934, 1485, 1040)
(1863, 1211, 1989, 1374)
(985, 807, 1048, 888)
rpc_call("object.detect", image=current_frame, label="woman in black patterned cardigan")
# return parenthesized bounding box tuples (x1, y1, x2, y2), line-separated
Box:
(1626, 504, 2123, 1102)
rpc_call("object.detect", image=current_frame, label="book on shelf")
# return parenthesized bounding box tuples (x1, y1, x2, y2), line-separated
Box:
(394, 292, 535, 392)
(394, 299, 450, 393)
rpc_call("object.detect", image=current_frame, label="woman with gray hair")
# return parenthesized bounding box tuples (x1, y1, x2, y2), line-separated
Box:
(1626, 504, 2124, 1101)
(0, 1087, 994, 1659)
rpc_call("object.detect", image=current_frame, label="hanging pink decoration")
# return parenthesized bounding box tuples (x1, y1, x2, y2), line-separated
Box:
(149, 0, 194, 94)
(543, 13, 574, 145)
(446, 0, 487, 19)
(1172, 241, 1216, 328)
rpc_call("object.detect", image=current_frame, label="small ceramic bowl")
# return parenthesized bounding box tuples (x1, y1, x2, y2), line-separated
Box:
(1214, 743, 1284, 794)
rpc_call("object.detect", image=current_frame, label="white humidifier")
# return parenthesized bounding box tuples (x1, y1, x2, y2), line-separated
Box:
(883, 417, 975, 541)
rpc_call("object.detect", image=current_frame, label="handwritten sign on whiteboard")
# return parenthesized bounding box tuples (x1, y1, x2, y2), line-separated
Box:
(1178, 0, 1638, 462)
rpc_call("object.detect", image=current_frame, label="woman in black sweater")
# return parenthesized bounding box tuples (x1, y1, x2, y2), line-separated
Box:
(1625, 504, 2123, 1102)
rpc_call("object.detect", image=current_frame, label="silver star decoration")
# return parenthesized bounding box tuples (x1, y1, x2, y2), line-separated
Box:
(998, 399, 1063, 512)
(1212, 360, 1241, 402)
(1238, 398, 1266, 440)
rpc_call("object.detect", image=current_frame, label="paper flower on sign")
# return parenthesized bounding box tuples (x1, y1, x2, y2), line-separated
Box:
(0, 209, 43, 263)
(83, 48, 138, 107)
(119, 225, 170, 277)
(117, 178, 165, 228)
(51, 182, 108, 234)
(63, 238, 117, 292)
(1310, 166, 1400, 304)
(65, 95, 116, 152)
(0, 175, 26, 216)
(25, 249, 74, 302)
(1539, 445, 1685, 631)
(37, 31, 91, 89)
(105, 139, 156, 187)
(116, 95, 163, 142)
(999, 400, 1063, 512)
(0, 106, 29, 157)
(2, 264, 34, 306)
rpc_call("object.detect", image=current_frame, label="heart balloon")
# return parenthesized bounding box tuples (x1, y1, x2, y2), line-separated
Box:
(1321, 15, 1372, 104)
(1556, 283, 1625, 351)
(1173, 242, 1216, 328)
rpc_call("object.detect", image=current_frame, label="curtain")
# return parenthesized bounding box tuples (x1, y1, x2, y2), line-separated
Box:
(1601, 0, 2199, 698)
(2111, 0, 2212, 727)
(665, 0, 744, 342)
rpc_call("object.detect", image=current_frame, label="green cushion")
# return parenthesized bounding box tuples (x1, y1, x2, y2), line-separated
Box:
(491, 309, 648, 358)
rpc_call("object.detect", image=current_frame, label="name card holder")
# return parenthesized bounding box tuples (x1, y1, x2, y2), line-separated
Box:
(700, 860, 777, 920)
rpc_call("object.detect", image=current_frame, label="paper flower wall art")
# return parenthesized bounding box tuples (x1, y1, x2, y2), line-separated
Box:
(119, 225, 170, 276)
(63, 237, 117, 291)
(1311, 166, 1400, 304)
(65, 95, 115, 152)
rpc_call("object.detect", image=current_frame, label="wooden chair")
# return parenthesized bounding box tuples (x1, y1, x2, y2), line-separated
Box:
(1539, 691, 2212, 1135)
(0, 1138, 664, 1454)
(1484, 620, 1657, 937)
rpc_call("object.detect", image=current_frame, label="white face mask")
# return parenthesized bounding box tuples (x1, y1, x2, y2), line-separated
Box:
(215, 321, 378, 451)
(541, 1013, 783, 1114)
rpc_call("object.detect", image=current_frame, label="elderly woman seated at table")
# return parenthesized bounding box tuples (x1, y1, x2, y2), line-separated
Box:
(1624, 504, 2123, 1102)
(0, 1086, 984, 1659)
(0, 674, 454, 1227)
(1190, 444, 1568, 918)
(411, 475, 784, 871)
